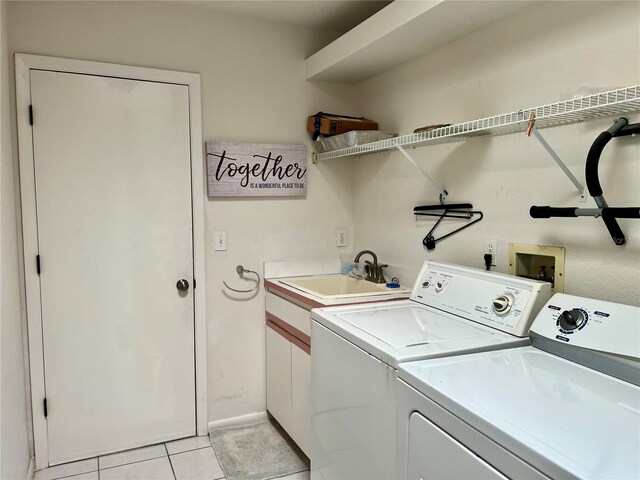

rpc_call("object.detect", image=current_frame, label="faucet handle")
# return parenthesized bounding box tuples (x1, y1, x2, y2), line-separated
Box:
(363, 260, 376, 282)
(377, 264, 388, 284)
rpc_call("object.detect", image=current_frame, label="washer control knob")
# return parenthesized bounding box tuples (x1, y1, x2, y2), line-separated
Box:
(422, 281, 431, 288)
(492, 295, 513, 316)
(435, 281, 445, 292)
(559, 309, 585, 331)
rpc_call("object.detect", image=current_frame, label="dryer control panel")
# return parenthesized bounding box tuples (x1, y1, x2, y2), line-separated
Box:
(530, 293, 640, 358)
(410, 262, 551, 337)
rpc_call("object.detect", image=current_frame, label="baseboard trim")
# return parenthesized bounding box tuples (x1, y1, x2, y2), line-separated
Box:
(26, 457, 35, 480)
(208, 411, 268, 432)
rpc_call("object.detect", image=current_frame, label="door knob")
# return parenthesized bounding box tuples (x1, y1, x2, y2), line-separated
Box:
(176, 279, 189, 292)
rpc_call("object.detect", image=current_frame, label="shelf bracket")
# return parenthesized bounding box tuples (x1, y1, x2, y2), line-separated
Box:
(529, 125, 587, 203)
(396, 145, 448, 203)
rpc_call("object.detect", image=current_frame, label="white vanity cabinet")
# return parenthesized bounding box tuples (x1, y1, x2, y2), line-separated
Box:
(265, 291, 313, 456)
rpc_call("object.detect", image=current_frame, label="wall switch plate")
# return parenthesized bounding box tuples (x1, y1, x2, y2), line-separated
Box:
(214, 231, 227, 251)
(336, 229, 347, 247)
(485, 238, 497, 254)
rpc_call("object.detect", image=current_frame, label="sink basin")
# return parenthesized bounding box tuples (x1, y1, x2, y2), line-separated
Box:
(280, 275, 411, 299)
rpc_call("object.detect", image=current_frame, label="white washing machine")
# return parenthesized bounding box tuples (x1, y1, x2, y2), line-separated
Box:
(310, 261, 551, 480)
(397, 293, 640, 479)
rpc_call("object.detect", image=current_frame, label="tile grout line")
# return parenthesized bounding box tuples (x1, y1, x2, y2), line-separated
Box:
(166, 437, 215, 456)
(98, 442, 167, 468)
(169, 445, 214, 457)
(164, 444, 177, 480)
(41, 461, 99, 480)
(44, 472, 97, 480)
(98, 454, 168, 472)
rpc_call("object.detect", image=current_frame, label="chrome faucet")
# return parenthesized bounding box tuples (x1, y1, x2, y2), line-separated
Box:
(354, 250, 388, 284)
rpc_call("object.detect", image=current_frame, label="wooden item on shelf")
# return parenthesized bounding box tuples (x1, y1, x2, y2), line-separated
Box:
(307, 112, 377, 140)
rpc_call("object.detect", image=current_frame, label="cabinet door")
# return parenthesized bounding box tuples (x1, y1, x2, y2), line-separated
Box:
(291, 343, 311, 456)
(266, 326, 292, 431)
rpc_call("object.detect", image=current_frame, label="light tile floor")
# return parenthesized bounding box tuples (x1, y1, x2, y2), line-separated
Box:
(34, 437, 310, 480)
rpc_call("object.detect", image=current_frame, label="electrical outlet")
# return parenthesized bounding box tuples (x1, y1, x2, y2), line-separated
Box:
(485, 238, 497, 254)
(214, 231, 227, 251)
(336, 229, 347, 247)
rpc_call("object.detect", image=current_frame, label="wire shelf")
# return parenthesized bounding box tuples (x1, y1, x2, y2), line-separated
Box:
(313, 85, 640, 161)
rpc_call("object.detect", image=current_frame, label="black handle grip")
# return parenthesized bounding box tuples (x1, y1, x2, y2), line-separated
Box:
(585, 132, 611, 197)
(602, 216, 626, 245)
(601, 207, 640, 219)
(530, 206, 577, 218)
(585, 118, 628, 197)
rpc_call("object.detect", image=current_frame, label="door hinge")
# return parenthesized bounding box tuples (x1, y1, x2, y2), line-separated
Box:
(43, 398, 48, 418)
(193, 278, 196, 289)
(29, 105, 33, 126)
(36, 255, 41, 275)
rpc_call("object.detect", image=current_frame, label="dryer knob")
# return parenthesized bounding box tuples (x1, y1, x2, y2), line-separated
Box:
(559, 309, 585, 331)
(492, 295, 513, 316)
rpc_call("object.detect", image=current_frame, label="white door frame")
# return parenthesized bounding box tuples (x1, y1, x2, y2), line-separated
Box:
(15, 54, 208, 470)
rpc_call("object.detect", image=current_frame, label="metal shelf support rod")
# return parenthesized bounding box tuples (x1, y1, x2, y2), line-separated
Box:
(396, 145, 448, 202)
(531, 127, 587, 203)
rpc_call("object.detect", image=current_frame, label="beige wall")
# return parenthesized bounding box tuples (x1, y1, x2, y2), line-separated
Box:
(6, 0, 357, 426)
(1, 0, 33, 478)
(351, 1, 640, 305)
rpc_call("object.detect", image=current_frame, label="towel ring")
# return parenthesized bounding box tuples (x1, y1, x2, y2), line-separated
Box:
(223, 265, 260, 293)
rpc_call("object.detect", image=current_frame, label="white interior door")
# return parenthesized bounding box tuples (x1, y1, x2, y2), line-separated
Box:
(30, 70, 196, 464)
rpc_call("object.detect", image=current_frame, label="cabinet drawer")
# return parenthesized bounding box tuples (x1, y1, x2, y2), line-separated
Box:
(266, 292, 311, 336)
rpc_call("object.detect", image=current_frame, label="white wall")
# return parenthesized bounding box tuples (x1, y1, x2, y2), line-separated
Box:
(351, 1, 640, 305)
(6, 1, 639, 463)
(1, 0, 33, 478)
(6, 0, 357, 426)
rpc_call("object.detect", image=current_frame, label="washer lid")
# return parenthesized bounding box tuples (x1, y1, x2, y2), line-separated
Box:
(312, 301, 527, 368)
(399, 347, 640, 480)
(335, 305, 490, 348)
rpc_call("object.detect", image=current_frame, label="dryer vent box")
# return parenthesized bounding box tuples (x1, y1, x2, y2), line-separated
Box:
(508, 244, 565, 293)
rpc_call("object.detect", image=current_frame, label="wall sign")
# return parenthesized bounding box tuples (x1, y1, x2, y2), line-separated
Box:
(206, 142, 307, 197)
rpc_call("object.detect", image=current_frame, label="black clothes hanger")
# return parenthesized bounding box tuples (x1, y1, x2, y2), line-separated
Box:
(414, 203, 484, 250)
